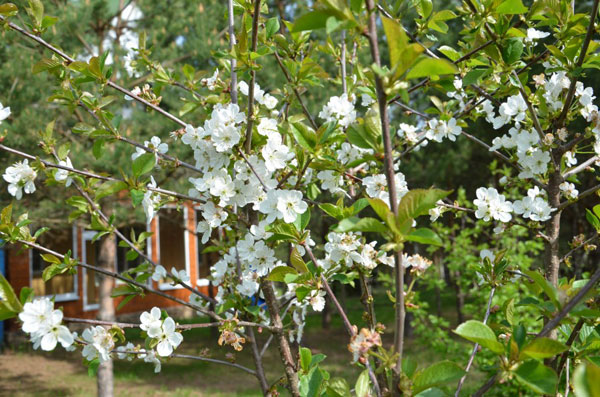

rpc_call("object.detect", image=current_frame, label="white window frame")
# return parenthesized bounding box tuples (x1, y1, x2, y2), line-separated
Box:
(28, 225, 79, 302)
(194, 208, 211, 287)
(81, 230, 100, 311)
(156, 205, 191, 291)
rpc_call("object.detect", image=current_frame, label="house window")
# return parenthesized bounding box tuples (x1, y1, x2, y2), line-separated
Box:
(83, 236, 99, 309)
(30, 228, 77, 301)
(195, 210, 210, 281)
(157, 207, 188, 286)
(116, 225, 146, 274)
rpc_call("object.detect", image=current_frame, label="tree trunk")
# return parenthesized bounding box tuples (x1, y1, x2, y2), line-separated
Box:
(97, 233, 116, 397)
(544, 171, 562, 339)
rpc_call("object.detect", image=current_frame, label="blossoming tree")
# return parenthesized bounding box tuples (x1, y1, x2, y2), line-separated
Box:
(1, 0, 600, 395)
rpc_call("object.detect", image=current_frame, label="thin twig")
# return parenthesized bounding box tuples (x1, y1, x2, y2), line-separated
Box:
(454, 287, 495, 396)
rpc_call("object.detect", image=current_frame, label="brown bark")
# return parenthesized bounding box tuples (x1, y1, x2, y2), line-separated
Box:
(261, 281, 300, 396)
(97, 233, 116, 397)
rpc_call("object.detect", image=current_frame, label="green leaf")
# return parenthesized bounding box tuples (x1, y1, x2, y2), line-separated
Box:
(326, 16, 342, 35)
(19, 287, 34, 304)
(290, 248, 309, 274)
(586, 209, 600, 231)
(26, 0, 43, 26)
(406, 58, 458, 79)
(326, 377, 351, 397)
(514, 360, 558, 395)
(290, 122, 317, 152)
(521, 337, 568, 360)
(132, 153, 156, 177)
(502, 38, 524, 64)
(414, 0, 433, 18)
(368, 198, 393, 222)
(40, 253, 61, 264)
(412, 361, 465, 394)
(0, 273, 22, 313)
(573, 361, 600, 397)
(523, 270, 559, 309)
(32, 58, 62, 74)
(266, 17, 280, 39)
(292, 10, 332, 32)
(428, 10, 457, 33)
(267, 266, 298, 282)
(300, 347, 312, 372)
(454, 320, 504, 354)
(96, 181, 128, 201)
(497, 0, 529, 15)
(354, 370, 370, 397)
(402, 356, 418, 378)
(396, 189, 451, 231)
(0, 3, 19, 17)
(405, 228, 443, 246)
(319, 203, 344, 220)
(335, 217, 388, 233)
(42, 263, 67, 282)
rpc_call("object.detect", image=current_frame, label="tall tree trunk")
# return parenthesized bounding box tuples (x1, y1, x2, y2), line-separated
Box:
(97, 233, 116, 397)
(544, 171, 562, 339)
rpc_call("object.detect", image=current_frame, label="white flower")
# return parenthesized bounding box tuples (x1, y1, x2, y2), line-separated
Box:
(19, 298, 57, 335)
(143, 349, 162, 372)
(0, 102, 10, 123)
(236, 278, 260, 297)
(473, 187, 513, 223)
(182, 124, 206, 148)
(142, 176, 161, 224)
(151, 265, 167, 282)
(41, 323, 74, 351)
(559, 182, 579, 200)
(319, 94, 357, 127)
(82, 326, 114, 362)
(361, 93, 375, 106)
(3, 159, 37, 200)
(54, 157, 74, 187)
(513, 190, 554, 222)
(425, 118, 462, 142)
(132, 136, 168, 160)
(363, 173, 408, 205)
(170, 267, 190, 283)
(309, 290, 326, 312)
(525, 28, 550, 44)
(402, 254, 432, 273)
(276, 190, 308, 223)
(201, 68, 219, 90)
(564, 151, 577, 167)
(398, 123, 419, 143)
(116, 342, 136, 360)
(140, 307, 163, 332)
(317, 170, 343, 194)
(154, 317, 183, 357)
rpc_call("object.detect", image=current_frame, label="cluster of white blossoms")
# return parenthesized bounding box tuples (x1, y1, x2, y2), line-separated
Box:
(131, 136, 168, 162)
(321, 232, 392, 271)
(473, 187, 513, 223)
(239, 81, 278, 109)
(201, 68, 219, 91)
(19, 298, 74, 351)
(140, 307, 183, 356)
(447, 78, 468, 112)
(319, 94, 357, 128)
(474, 186, 555, 224)
(142, 176, 161, 223)
(402, 253, 433, 274)
(116, 342, 162, 373)
(363, 172, 409, 205)
(559, 181, 579, 200)
(513, 186, 554, 222)
(151, 264, 190, 284)
(257, 118, 294, 172)
(3, 159, 37, 200)
(82, 325, 115, 363)
(425, 118, 462, 143)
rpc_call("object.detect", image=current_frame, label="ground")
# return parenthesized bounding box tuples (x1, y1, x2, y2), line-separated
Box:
(0, 289, 483, 396)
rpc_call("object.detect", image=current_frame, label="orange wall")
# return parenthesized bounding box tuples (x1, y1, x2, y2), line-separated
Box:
(5, 202, 212, 330)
